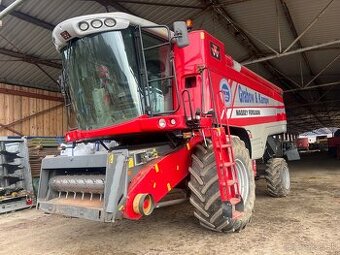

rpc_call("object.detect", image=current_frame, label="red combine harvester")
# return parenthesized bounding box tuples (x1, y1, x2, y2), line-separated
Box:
(37, 13, 290, 232)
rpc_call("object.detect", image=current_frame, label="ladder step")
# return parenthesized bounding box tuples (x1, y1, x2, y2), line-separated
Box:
(219, 162, 235, 168)
(230, 197, 241, 205)
(232, 210, 244, 219)
(227, 180, 237, 186)
(217, 143, 232, 149)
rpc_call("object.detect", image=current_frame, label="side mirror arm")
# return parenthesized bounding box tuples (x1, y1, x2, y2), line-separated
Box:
(173, 21, 189, 48)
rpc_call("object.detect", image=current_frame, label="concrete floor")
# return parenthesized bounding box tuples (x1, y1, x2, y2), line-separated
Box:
(0, 152, 339, 255)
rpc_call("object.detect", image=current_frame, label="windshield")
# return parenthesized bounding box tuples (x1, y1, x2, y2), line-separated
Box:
(62, 27, 174, 131)
(62, 28, 144, 130)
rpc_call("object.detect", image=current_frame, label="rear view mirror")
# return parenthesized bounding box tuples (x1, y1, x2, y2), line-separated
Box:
(173, 21, 189, 48)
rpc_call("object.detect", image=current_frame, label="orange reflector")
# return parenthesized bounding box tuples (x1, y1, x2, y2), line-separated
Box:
(200, 32, 205, 40)
(154, 163, 159, 173)
(167, 183, 172, 191)
(183, 132, 192, 139)
(186, 19, 193, 30)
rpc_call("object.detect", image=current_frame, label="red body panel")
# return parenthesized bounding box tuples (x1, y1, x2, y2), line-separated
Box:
(173, 31, 285, 128)
(123, 136, 202, 219)
(328, 137, 340, 148)
(65, 115, 188, 141)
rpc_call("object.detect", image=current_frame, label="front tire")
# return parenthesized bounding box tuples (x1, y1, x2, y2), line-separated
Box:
(265, 158, 290, 197)
(188, 136, 255, 232)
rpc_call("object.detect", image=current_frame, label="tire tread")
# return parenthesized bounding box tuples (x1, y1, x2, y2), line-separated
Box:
(188, 136, 255, 232)
(265, 158, 290, 197)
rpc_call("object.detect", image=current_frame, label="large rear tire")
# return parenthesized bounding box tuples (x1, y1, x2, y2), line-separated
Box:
(265, 158, 290, 197)
(188, 136, 255, 232)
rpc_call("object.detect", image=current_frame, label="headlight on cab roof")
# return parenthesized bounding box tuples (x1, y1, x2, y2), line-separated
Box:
(91, 19, 103, 28)
(104, 18, 116, 27)
(79, 21, 89, 31)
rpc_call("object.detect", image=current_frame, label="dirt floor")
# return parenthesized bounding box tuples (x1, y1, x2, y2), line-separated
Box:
(1, 151, 339, 255)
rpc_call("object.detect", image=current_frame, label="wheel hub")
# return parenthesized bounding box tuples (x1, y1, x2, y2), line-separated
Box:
(281, 165, 290, 190)
(235, 159, 250, 204)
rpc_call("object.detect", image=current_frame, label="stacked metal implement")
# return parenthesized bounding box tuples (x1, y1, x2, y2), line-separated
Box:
(26, 137, 63, 178)
(0, 137, 34, 213)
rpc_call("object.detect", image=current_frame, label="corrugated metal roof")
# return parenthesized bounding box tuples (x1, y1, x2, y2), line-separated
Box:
(0, 0, 339, 133)
(122, 0, 201, 25)
(227, 0, 295, 51)
(287, 0, 340, 46)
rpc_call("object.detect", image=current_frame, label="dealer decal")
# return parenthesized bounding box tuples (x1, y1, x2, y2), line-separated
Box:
(219, 78, 283, 119)
(238, 86, 269, 105)
(220, 79, 231, 103)
(236, 109, 261, 116)
(228, 107, 278, 119)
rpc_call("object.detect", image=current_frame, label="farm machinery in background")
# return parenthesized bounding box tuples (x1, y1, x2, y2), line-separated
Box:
(37, 13, 290, 232)
(0, 137, 34, 213)
(0, 137, 62, 213)
(296, 137, 309, 151)
(328, 129, 340, 159)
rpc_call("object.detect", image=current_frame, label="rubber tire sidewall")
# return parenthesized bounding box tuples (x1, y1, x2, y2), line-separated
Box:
(265, 158, 290, 197)
(188, 136, 255, 232)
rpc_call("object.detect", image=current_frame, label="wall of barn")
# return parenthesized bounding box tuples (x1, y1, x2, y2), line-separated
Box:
(0, 83, 67, 137)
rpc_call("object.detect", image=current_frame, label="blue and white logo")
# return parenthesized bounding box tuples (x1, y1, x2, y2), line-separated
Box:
(220, 79, 231, 103)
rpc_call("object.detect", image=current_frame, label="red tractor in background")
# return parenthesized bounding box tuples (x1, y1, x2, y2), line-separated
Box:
(296, 137, 309, 151)
(37, 13, 290, 232)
